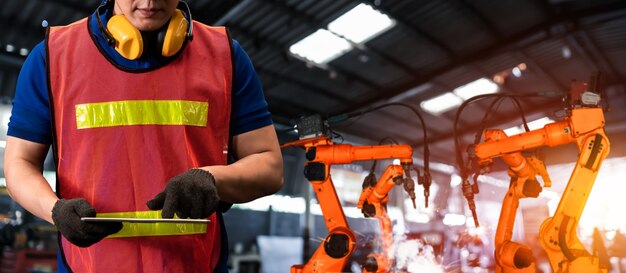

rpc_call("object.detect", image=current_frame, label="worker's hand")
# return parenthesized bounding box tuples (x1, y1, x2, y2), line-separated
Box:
(51, 198, 123, 248)
(146, 169, 220, 219)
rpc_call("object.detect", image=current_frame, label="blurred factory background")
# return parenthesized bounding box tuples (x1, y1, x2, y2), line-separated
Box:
(1, 0, 626, 272)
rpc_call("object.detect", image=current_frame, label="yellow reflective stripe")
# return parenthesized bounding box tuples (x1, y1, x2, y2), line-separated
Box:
(75, 100, 208, 129)
(98, 211, 207, 238)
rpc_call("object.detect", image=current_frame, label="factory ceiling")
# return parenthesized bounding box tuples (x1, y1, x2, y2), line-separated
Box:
(1, 0, 625, 167)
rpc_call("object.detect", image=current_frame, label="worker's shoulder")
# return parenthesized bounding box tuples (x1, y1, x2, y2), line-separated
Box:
(191, 20, 229, 36)
(49, 17, 89, 32)
(17, 41, 46, 77)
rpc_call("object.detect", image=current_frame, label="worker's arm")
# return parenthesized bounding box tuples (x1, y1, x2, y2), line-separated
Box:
(202, 124, 284, 203)
(4, 136, 58, 224)
(146, 124, 283, 217)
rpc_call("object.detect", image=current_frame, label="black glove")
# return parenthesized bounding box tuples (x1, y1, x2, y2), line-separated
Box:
(51, 198, 123, 248)
(146, 169, 220, 219)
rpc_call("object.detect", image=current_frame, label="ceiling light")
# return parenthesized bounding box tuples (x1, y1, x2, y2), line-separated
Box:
(562, 46, 572, 59)
(5, 44, 15, 52)
(503, 117, 555, 136)
(289, 29, 352, 65)
(19, 48, 29, 56)
(327, 3, 395, 44)
(493, 74, 505, 84)
(453, 78, 499, 100)
(512, 67, 522, 77)
(420, 92, 463, 115)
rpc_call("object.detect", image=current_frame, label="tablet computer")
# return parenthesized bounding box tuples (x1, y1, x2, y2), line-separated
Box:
(81, 217, 211, 224)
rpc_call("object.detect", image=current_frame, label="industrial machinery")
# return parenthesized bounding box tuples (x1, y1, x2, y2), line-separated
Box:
(458, 73, 610, 273)
(358, 158, 415, 273)
(282, 113, 431, 273)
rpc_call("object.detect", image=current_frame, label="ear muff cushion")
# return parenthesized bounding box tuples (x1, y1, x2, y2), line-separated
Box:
(161, 9, 188, 57)
(107, 15, 144, 60)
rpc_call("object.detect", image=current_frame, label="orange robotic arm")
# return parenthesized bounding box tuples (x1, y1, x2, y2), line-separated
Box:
(476, 129, 550, 273)
(357, 164, 407, 273)
(473, 82, 610, 273)
(283, 137, 416, 273)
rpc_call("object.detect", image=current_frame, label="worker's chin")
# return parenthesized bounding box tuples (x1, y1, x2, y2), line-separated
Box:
(131, 19, 168, 32)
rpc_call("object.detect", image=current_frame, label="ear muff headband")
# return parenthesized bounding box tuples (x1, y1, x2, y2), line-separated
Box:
(95, 0, 193, 60)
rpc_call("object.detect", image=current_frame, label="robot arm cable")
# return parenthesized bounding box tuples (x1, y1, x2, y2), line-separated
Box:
(454, 92, 557, 226)
(344, 102, 430, 172)
(331, 102, 433, 208)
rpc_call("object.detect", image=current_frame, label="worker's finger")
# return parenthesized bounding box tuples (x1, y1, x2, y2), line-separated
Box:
(73, 198, 97, 218)
(175, 210, 189, 219)
(199, 191, 211, 218)
(146, 191, 166, 210)
(204, 193, 219, 218)
(161, 193, 178, 219)
(188, 186, 206, 219)
(175, 194, 191, 219)
(189, 207, 202, 219)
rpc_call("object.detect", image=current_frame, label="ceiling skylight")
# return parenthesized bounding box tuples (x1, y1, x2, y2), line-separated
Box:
(288, 29, 353, 65)
(287, 3, 395, 66)
(503, 117, 556, 136)
(453, 78, 499, 100)
(420, 92, 463, 116)
(418, 78, 501, 115)
(327, 3, 395, 43)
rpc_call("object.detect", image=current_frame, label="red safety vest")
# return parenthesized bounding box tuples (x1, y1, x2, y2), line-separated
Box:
(47, 17, 232, 273)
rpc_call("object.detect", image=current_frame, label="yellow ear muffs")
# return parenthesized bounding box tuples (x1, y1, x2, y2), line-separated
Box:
(106, 14, 143, 60)
(161, 9, 188, 57)
(103, 9, 189, 60)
